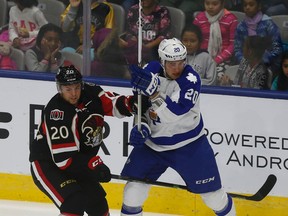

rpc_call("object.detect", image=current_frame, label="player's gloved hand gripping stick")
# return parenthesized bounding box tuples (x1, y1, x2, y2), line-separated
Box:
(129, 122, 151, 147)
(130, 65, 160, 97)
(64, 153, 111, 183)
(129, 64, 158, 145)
(130, 92, 151, 115)
(88, 155, 111, 182)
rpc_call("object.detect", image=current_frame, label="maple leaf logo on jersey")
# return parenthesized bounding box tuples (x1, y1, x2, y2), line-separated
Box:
(186, 73, 197, 84)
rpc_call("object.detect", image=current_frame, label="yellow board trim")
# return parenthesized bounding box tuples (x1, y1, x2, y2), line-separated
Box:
(1, 173, 287, 215)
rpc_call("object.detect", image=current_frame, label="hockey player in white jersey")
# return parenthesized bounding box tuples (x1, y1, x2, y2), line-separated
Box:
(120, 38, 236, 216)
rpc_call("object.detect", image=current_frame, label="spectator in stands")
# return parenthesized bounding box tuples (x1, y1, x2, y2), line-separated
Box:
(91, 28, 129, 79)
(193, 0, 238, 85)
(159, 0, 204, 24)
(120, 0, 172, 65)
(181, 24, 216, 85)
(9, 0, 48, 52)
(60, 0, 114, 58)
(234, 0, 283, 77)
(271, 51, 288, 91)
(25, 23, 65, 72)
(220, 35, 270, 89)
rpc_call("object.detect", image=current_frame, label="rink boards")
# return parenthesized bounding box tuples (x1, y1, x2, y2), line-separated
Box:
(1, 72, 288, 215)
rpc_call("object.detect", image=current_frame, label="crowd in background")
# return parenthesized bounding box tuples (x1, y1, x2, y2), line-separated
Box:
(0, 0, 288, 91)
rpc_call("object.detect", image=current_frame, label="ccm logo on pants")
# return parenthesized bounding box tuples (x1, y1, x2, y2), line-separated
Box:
(196, 176, 215, 184)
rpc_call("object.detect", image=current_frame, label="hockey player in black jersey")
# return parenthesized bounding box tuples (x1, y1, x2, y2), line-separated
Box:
(29, 65, 144, 216)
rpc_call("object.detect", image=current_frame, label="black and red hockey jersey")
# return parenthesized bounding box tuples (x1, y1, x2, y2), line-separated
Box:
(29, 82, 133, 170)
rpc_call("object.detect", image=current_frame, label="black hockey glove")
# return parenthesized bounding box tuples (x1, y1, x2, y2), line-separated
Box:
(115, 94, 151, 116)
(130, 92, 151, 115)
(88, 155, 111, 182)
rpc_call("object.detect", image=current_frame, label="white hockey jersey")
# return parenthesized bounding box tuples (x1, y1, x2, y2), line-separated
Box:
(143, 61, 206, 152)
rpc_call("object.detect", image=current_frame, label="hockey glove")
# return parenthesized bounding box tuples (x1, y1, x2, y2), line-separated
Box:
(129, 123, 151, 147)
(114, 94, 151, 116)
(130, 91, 151, 115)
(129, 64, 159, 96)
(88, 156, 111, 182)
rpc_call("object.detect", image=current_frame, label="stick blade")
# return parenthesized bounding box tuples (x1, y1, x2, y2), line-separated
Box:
(249, 174, 277, 201)
(229, 174, 277, 201)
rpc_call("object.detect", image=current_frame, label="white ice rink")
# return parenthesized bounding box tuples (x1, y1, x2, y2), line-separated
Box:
(0, 199, 178, 216)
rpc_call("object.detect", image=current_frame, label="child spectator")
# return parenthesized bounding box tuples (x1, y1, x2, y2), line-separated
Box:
(181, 24, 216, 85)
(120, 0, 172, 65)
(271, 51, 288, 91)
(25, 23, 64, 72)
(60, 0, 114, 57)
(91, 28, 129, 79)
(9, 0, 48, 52)
(221, 35, 270, 89)
(234, 0, 283, 76)
(193, 0, 238, 83)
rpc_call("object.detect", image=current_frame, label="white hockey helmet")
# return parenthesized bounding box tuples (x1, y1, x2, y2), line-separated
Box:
(158, 38, 187, 66)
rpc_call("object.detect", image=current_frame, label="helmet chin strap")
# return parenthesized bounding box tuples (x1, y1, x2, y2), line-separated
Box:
(183, 58, 187, 67)
(56, 83, 62, 93)
(164, 70, 172, 80)
(161, 61, 172, 80)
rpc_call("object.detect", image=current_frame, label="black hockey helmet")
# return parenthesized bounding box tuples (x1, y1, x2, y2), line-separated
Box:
(56, 65, 82, 85)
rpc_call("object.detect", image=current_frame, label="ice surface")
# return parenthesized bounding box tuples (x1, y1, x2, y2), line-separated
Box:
(0, 199, 178, 216)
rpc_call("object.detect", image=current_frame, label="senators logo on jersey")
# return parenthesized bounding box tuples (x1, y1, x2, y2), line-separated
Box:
(50, 109, 64, 121)
(81, 114, 104, 147)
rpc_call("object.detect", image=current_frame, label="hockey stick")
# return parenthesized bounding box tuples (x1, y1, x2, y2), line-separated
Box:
(228, 174, 277, 201)
(111, 174, 277, 201)
(137, 0, 143, 131)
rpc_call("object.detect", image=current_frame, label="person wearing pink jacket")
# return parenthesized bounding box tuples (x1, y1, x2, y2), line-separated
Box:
(193, 0, 238, 84)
